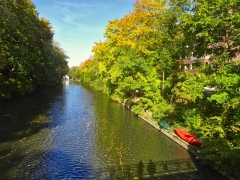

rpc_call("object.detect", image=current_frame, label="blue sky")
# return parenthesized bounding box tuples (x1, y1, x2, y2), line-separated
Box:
(31, 0, 135, 67)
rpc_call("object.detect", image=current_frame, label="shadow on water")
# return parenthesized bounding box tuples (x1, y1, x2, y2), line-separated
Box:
(0, 82, 100, 179)
(1, 149, 93, 180)
(0, 152, 228, 180)
(0, 84, 67, 176)
(68, 158, 227, 180)
(0, 84, 64, 143)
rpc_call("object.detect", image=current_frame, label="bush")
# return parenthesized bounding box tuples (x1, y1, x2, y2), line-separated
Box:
(151, 100, 171, 120)
(131, 103, 144, 115)
(182, 108, 202, 130)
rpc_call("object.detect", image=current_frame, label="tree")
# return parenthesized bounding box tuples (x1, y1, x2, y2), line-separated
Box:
(182, 0, 240, 62)
(0, 0, 69, 99)
(177, 0, 240, 176)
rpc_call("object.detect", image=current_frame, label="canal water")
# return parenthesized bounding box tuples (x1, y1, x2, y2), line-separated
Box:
(0, 82, 226, 179)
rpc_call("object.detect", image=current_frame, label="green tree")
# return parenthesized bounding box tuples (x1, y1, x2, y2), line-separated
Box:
(182, 0, 240, 62)
(178, 0, 240, 176)
(0, 0, 69, 99)
(198, 62, 240, 176)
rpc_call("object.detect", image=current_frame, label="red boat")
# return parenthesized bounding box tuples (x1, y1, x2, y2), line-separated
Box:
(174, 128, 202, 147)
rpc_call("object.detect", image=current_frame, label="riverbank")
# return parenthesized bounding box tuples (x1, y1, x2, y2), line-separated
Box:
(120, 102, 237, 180)
(120, 102, 200, 157)
(138, 116, 237, 180)
(138, 115, 200, 156)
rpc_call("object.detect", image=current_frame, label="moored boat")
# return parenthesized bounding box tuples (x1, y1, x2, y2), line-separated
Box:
(174, 128, 202, 147)
(158, 120, 172, 130)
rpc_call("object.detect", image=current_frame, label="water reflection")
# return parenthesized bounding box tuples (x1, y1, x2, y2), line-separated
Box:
(0, 83, 227, 179)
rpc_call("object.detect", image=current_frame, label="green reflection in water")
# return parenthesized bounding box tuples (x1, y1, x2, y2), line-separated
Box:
(90, 91, 195, 179)
(0, 83, 226, 179)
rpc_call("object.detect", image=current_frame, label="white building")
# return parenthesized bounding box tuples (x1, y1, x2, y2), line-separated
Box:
(63, 75, 69, 80)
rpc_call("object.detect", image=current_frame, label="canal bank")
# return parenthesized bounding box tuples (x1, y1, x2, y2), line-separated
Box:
(120, 102, 199, 157)
(121, 102, 236, 180)
(138, 115, 237, 180)
(138, 115, 199, 156)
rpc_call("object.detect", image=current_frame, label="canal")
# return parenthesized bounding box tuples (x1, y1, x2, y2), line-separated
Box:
(0, 82, 226, 179)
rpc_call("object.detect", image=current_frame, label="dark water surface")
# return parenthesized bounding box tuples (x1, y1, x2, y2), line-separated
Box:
(0, 82, 226, 179)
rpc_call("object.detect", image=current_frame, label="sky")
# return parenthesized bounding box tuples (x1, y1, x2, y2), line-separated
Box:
(31, 0, 136, 67)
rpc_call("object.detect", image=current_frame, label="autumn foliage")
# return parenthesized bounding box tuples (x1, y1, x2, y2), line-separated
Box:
(70, 0, 240, 178)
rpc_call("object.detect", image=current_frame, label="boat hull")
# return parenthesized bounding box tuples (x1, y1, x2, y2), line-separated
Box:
(158, 120, 172, 130)
(174, 128, 202, 147)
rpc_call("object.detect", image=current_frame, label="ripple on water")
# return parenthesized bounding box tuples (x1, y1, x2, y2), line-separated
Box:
(0, 83, 227, 180)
